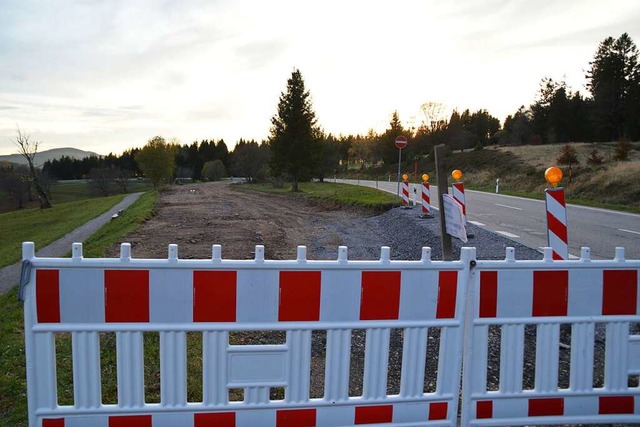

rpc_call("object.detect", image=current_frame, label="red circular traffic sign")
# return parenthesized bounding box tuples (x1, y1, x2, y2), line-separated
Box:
(395, 135, 407, 149)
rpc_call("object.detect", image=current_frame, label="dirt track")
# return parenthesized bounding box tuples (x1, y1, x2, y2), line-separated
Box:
(107, 181, 378, 260)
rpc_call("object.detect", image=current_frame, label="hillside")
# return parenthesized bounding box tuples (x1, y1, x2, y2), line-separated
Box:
(449, 143, 640, 210)
(344, 142, 640, 211)
(0, 147, 99, 166)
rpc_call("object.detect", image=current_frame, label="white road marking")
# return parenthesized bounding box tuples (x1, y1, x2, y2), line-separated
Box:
(619, 228, 640, 236)
(496, 230, 520, 238)
(495, 203, 523, 211)
(468, 220, 485, 226)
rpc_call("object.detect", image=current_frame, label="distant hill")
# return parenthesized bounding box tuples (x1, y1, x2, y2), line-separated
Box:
(0, 147, 99, 166)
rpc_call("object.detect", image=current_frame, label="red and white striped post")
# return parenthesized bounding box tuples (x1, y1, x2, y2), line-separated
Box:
(544, 166, 568, 260)
(451, 169, 466, 224)
(420, 173, 431, 217)
(401, 173, 411, 208)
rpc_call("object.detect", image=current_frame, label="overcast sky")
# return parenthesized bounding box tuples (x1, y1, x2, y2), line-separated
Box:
(1, 0, 639, 156)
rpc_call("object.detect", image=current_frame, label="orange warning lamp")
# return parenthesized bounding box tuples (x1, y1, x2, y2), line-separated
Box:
(422, 173, 429, 182)
(402, 173, 409, 181)
(545, 166, 563, 188)
(452, 169, 463, 182)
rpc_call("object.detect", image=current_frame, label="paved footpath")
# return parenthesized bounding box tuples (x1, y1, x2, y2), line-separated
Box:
(0, 192, 143, 295)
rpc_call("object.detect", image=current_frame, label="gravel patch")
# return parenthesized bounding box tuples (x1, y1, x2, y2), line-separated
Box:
(312, 204, 542, 261)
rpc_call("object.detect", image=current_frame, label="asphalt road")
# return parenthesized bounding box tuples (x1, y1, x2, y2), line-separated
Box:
(335, 178, 640, 260)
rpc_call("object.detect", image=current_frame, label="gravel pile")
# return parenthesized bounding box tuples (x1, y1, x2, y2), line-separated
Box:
(313, 205, 542, 261)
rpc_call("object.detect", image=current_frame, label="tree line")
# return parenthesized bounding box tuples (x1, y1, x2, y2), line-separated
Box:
(3, 32, 638, 204)
(501, 33, 639, 145)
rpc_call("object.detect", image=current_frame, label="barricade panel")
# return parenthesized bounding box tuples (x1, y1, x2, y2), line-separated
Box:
(461, 250, 640, 426)
(22, 242, 472, 427)
(24, 243, 640, 426)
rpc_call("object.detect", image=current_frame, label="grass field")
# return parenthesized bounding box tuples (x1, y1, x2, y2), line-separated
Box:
(0, 191, 157, 427)
(0, 180, 153, 212)
(49, 180, 153, 204)
(0, 195, 128, 268)
(235, 181, 400, 213)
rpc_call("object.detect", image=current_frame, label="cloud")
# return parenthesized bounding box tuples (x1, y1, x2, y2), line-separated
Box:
(1, 0, 640, 156)
(234, 39, 290, 70)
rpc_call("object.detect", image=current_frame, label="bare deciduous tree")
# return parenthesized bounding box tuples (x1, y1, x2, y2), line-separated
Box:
(420, 102, 449, 134)
(113, 168, 131, 193)
(88, 167, 115, 196)
(13, 127, 52, 208)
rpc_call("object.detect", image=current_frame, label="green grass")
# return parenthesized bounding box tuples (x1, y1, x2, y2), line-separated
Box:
(0, 181, 153, 212)
(0, 195, 128, 268)
(0, 191, 157, 427)
(50, 180, 153, 204)
(81, 191, 157, 258)
(0, 287, 27, 426)
(235, 181, 400, 213)
(48, 181, 94, 204)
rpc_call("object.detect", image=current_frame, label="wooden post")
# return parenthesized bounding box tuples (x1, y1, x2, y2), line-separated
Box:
(435, 144, 452, 261)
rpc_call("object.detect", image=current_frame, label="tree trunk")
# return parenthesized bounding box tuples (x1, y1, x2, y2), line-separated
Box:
(26, 176, 33, 202)
(291, 176, 299, 192)
(28, 163, 52, 209)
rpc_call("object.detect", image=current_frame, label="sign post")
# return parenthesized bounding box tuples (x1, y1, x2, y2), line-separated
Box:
(395, 136, 407, 197)
(435, 144, 453, 260)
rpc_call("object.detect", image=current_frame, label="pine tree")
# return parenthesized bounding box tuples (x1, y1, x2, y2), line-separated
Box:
(557, 144, 579, 165)
(268, 69, 321, 191)
(614, 139, 632, 161)
(587, 33, 640, 140)
(380, 111, 406, 165)
(586, 148, 604, 166)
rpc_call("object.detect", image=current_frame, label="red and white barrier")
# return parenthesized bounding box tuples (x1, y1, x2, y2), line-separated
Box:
(452, 182, 466, 223)
(421, 182, 431, 216)
(21, 243, 640, 427)
(401, 179, 410, 207)
(461, 247, 640, 427)
(23, 242, 471, 427)
(545, 187, 568, 260)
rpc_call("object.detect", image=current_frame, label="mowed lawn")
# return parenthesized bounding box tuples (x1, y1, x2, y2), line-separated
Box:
(0, 191, 157, 427)
(49, 180, 152, 205)
(0, 195, 126, 269)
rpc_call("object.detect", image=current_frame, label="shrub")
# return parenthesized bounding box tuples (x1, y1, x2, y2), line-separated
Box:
(557, 144, 579, 165)
(614, 139, 631, 161)
(201, 160, 226, 181)
(586, 148, 604, 165)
